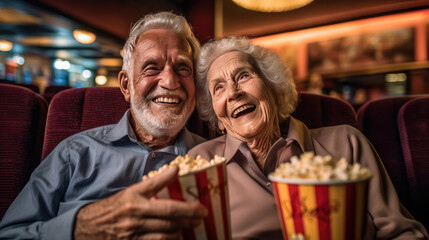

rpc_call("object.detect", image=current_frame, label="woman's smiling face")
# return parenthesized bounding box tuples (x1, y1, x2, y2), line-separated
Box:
(207, 51, 278, 140)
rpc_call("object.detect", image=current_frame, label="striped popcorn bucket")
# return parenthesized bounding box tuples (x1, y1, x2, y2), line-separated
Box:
(156, 162, 231, 240)
(268, 176, 371, 240)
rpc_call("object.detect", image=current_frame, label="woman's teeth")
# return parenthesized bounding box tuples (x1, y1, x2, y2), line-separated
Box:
(232, 104, 255, 118)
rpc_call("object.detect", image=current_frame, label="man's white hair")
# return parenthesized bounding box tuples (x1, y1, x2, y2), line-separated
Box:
(122, 12, 200, 77)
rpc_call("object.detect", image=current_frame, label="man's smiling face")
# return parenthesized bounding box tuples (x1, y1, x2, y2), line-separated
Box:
(129, 29, 195, 137)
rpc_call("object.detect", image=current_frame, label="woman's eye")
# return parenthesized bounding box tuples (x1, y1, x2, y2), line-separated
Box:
(238, 72, 250, 80)
(214, 84, 223, 93)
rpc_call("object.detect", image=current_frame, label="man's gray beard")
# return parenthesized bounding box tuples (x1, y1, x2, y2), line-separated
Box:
(130, 96, 191, 138)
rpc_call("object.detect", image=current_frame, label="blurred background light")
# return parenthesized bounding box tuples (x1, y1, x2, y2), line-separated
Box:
(14, 55, 25, 65)
(54, 59, 71, 70)
(0, 40, 13, 52)
(385, 73, 407, 83)
(82, 69, 92, 79)
(95, 75, 107, 85)
(73, 29, 96, 44)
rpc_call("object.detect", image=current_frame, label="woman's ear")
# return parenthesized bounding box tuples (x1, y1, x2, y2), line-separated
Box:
(218, 121, 225, 130)
(119, 70, 131, 103)
(218, 121, 226, 134)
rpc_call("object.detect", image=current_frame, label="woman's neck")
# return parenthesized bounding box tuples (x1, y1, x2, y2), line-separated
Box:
(246, 119, 281, 171)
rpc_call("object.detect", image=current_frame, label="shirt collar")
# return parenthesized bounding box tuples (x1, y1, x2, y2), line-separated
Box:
(104, 109, 195, 154)
(104, 109, 132, 142)
(224, 134, 244, 162)
(222, 116, 315, 162)
(287, 116, 315, 152)
(174, 127, 197, 155)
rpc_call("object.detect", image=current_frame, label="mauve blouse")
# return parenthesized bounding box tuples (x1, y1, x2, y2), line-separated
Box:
(188, 117, 428, 240)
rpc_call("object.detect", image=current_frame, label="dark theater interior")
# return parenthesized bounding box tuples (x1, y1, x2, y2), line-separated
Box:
(1, 0, 429, 238)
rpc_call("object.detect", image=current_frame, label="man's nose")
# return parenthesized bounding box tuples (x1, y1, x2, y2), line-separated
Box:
(158, 67, 180, 89)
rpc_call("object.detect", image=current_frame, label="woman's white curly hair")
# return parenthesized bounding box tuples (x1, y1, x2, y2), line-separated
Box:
(196, 36, 298, 130)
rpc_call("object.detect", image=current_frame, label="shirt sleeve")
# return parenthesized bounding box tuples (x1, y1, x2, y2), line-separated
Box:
(0, 139, 85, 240)
(357, 134, 429, 239)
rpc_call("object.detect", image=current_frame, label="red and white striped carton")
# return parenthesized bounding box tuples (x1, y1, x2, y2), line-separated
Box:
(268, 176, 371, 240)
(155, 161, 232, 240)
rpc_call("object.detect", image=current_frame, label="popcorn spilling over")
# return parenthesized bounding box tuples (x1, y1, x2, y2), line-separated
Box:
(271, 152, 371, 181)
(143, 154, 226, 180)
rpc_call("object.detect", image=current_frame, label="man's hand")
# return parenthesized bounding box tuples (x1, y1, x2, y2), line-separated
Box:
(74, 166, 208, 240)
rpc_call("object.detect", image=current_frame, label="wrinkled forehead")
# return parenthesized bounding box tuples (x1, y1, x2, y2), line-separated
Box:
(136, 29, 193, 58)
(207, 51, 254, 79)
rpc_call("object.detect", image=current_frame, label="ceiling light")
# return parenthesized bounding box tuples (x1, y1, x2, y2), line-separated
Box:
(232, 0, 313, 12)
(0, 40, 13, 52)
(73, 29, 96, 44)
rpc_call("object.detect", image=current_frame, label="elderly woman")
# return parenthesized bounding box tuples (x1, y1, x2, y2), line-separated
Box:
(188, 37, 428, 239)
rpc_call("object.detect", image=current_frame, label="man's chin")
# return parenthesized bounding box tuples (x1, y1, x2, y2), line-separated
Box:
(136, 112, 189, 137)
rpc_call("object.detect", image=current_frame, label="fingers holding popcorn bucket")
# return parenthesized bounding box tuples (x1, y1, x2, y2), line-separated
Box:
(268, 152, 372, 240)
(144, 155, 232, 240)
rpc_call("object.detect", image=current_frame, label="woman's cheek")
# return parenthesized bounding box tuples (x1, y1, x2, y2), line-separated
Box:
(213, 97, 227, 118)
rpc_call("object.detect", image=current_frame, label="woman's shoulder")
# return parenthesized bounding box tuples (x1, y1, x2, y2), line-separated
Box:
(188, 135, 226, 159)
(310, 124, 363, 139)
(309, 124, 370, 152)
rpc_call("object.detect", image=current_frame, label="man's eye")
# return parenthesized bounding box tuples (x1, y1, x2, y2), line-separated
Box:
(177, 67, 192, 77)
(144, 67, 160, 76)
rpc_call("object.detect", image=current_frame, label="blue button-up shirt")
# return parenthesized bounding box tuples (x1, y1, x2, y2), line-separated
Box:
(0, 110, 205, 240)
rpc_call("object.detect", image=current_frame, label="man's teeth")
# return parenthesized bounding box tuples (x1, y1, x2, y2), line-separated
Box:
(232, 104, 254, 118)
(153, 97, 180, 103)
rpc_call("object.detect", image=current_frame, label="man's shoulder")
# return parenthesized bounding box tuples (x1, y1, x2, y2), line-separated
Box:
(43, 123, 120, 162)
(64, 124, 117, 144)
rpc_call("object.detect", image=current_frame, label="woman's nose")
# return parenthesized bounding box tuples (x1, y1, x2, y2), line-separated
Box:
(158, 67, 180, 90)
(227, 82, 242, 101)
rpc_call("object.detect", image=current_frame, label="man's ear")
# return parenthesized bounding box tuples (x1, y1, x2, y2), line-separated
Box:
(119, 70, 131, 103)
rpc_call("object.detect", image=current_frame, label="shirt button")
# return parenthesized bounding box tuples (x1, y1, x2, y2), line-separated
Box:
(266, 182, 271, 186)
(151, 152, 156, 158)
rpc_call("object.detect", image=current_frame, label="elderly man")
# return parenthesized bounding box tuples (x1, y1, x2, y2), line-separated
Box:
(0, 12, 207, 239)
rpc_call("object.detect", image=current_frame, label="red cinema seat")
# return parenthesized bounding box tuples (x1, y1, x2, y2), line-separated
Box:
(398, 97, 429, 228)
(41, 87, 129, 160)
(0, 84, 48, 219)
(357, 96, 415, 210)
(42, 85, 70, 103)
(292, 93, 358, 129)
